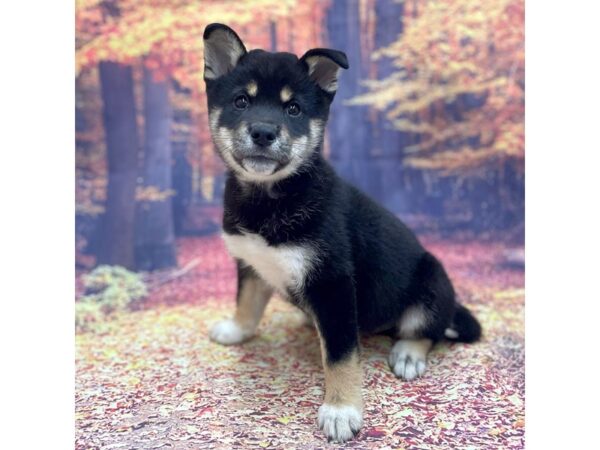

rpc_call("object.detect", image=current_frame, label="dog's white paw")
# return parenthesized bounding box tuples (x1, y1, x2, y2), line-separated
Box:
(389, 339, 429, 380)
(317, 403, 363, 443)
(209, 319, 250, 345)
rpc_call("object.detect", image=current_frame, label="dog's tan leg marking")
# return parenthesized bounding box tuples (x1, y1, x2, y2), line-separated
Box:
(210, 276, 272, 345)
(323, 350, 363, 407)
(301, 311, 314, 327)
(234, 277, 272, 331)
(389, 338, 432, 380)
(315, 328, 363, 442)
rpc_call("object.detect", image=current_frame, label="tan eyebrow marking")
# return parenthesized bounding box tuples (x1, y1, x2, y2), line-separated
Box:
(280, 86, 293, 103)
(246, 81, 258, 97)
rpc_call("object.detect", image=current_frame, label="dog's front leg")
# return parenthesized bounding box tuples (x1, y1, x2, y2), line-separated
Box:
(210, 262, 273, 345)
(308, 277, 363, 443)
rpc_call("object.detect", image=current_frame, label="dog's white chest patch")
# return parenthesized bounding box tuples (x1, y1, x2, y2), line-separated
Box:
(222, 232, 317, 294)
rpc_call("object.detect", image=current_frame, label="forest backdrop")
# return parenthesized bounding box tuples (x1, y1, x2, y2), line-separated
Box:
(75, 0, 524, 272)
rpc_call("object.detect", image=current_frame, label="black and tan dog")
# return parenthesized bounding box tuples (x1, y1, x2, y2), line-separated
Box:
(203, 23, 481, 443)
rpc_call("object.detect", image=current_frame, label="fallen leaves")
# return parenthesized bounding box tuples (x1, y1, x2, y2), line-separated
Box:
(75, 235, 524, 449)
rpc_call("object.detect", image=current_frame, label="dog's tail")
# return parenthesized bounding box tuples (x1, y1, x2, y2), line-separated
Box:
(444, 303, 482, 343)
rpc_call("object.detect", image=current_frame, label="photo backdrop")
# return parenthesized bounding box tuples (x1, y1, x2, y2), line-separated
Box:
(75, 2, 525, 448)
(76, 0, 524, 272)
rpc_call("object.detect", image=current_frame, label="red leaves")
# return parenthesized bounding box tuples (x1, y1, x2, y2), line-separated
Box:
(143, 235, 237, 308)
(76, 234, 524, 449)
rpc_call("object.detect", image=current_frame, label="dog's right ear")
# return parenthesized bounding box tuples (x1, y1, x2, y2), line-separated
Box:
(203, 23, 247, 80)
(300, 48, 349, 94)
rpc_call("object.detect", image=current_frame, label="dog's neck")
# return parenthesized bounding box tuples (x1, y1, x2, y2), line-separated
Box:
(222, 152, 332, 243)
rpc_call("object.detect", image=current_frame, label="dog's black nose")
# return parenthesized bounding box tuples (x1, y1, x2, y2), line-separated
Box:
(249, 123, 279, 147)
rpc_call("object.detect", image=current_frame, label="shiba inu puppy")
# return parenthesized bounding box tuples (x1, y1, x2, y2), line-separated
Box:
(203, 23, 481, 443)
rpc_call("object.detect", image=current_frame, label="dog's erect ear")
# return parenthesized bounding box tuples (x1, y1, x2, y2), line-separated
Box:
(300, 48, 349, 93)
(203, 23, 247, 80)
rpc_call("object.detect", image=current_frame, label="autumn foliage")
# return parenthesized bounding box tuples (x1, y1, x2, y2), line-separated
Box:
(350, 0, 524, 175)
(76, 0, 328, 197)
(76, 0, 303, 91)
(75, 0, 525, 267)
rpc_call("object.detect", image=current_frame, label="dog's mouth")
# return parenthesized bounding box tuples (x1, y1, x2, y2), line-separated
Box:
(235, 154, 288, 176)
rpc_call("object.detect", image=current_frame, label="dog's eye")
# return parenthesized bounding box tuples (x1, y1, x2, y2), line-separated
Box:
(233, 94, 249, 110)
(286, 102, 301, 116)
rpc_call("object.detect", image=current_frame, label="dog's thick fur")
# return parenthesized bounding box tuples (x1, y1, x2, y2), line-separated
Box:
(203, 23, 482, 443)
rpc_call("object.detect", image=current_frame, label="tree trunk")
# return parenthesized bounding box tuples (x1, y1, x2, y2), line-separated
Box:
(372, 0, 414, 213)
(269, 21, 277, 51)
(97, 61, 139, 269)
(172, 144, 192, 236)
(135, 67, 177, 271)
(326, 0, 372, 193)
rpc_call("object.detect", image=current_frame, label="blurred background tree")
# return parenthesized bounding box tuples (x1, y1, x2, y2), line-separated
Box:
(351, 0, 524, 173)
(76, 0, 309, 270)
(349, 0, 524, 231)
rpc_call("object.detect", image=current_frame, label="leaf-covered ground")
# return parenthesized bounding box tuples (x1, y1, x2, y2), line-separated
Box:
(76, 235, 524, 449)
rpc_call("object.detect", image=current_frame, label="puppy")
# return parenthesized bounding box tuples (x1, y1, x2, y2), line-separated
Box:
(203, 23, 482, 443)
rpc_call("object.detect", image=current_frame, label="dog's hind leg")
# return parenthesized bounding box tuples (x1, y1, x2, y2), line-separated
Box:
(389, 336, 433, 380)
(388, 252, 455, 380)
(388, 304, 433, 379)
(210, 263, 273, 345)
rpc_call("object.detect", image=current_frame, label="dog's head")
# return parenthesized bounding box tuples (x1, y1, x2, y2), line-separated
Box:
(203, 23, 348, 183)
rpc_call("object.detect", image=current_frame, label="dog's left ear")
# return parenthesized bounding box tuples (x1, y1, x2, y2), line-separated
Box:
(300, 48, 349, 94)
(203, 23, 247, 80)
